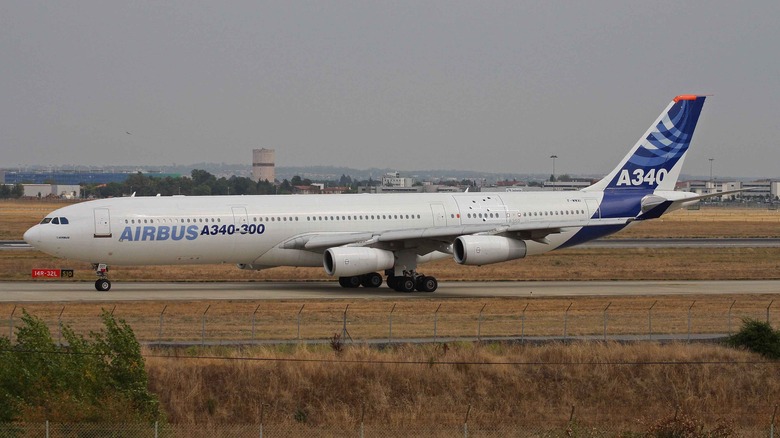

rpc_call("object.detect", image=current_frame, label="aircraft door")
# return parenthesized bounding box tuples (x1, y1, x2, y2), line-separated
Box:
(430, 203, 447, 227)
(232, 207, 249, 227)
(585, 199, 601, 219)
(93, 208, 112, 238)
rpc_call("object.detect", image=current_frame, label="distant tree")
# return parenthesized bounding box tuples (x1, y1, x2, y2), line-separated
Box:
(339, 174, 353, 186)
(291, 175, 303, 186)
(213, 177, 229, 195)
(257, 180, 276, 195)
(278, 179, 293, 194)
(126, 172, 154, 196)
(12, 184, 24, 198)
(192, 184, 212, 196)
(229, 176, 257, 195)
(191, 169, 216, 187)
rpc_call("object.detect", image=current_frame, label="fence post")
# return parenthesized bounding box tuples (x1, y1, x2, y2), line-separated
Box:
(58, 306, 65, 346)
(158, 305, 167, 341)
(201, 305, 211, 346)
(341, 304, 352, 342)
(770, 405, 777, 438)
(603, 302, 611, 341)
(9, 305, 16, 342)
(297, 304, 305, 341)
(154, 421, 158, 438)
(434, 304, 442, 343)
(768, 300, 774, 325)
(360, 403, 365, 438)
(260, 403, 265, 438)
(563, 303, 572, 340)
(477, 304, 486, 341)
(463, 404, 471, 438)
(388, 303, 396, 343)
(687, 301, 696, 343)
(45, 420, 49, 438)
(648, 301, 657, 340)
(728, 300, 736, 336)
(252, 304, 261, 341)
(520, 303, 528, 343)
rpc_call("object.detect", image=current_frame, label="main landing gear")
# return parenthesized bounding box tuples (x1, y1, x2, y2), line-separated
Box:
(338, 272, 383, 289)
(337, 271, 438, 293)
(92, 263, 111, 291)
(386, 271, 438, 293)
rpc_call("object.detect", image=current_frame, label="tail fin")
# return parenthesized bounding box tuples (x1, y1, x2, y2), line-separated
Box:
(584, 95, 707, 192)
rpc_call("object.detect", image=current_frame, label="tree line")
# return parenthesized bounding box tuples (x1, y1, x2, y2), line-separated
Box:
(80, 170, 369, 198)
(0, 184, 24, 199)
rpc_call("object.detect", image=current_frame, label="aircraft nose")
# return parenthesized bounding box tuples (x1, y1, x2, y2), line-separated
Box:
(23, 226, 39, 245)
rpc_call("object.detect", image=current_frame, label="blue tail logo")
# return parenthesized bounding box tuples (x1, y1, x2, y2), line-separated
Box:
(607, 95, 706, 190)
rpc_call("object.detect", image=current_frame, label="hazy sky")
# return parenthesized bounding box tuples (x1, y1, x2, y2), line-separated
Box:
(2, 1, 778, 178)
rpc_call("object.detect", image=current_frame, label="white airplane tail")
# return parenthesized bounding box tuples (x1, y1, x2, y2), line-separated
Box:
(584, 95, 707, 193)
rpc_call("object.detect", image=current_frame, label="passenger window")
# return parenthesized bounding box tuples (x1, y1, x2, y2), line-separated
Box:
(60, 217, 69, 224)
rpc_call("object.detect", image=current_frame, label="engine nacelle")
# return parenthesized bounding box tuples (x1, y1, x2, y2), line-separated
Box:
(323, 247, 395, 277)
(453, 235, 527, 265)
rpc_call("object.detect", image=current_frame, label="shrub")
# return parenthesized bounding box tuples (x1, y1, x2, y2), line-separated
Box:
(0, 310, 160, 422)
(727, 318, 780, 359)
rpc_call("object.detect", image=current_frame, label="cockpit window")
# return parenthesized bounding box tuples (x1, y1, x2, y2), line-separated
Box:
(52, 217, 60, 224)
(60, 217, 69, 224)
(40, 218, 52, 224)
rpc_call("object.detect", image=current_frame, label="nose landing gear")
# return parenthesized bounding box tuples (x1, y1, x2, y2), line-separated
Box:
(92, 263, 111, 291)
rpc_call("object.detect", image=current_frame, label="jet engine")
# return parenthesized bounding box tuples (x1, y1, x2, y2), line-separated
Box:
(453, 235, 527, 265)
(323, 247, 395, 277)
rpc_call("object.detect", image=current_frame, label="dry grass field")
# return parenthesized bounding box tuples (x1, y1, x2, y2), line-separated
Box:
(143, 342, 779, 430)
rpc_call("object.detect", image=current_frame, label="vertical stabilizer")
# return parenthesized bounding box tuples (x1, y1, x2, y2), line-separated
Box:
(584, 95, 707, 193)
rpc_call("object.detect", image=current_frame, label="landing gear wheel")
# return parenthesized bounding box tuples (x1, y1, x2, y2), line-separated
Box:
(360, 272, 383, 288)
(416, 276, 438, 293)
(394, 277, 416, 293)
(338, 276, 361, 288)
(95, 279, 111, 292)
(386, 275, 398, 290)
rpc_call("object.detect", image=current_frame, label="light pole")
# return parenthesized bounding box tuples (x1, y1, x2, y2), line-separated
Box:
(550, 155, 558, 186)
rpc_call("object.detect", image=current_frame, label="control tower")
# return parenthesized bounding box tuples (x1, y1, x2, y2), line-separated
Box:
(252, 148, 275, 182)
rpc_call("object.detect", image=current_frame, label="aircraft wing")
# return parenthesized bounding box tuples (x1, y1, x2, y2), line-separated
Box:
(280, 216, 633, 252)
(281, 224, 501, 251)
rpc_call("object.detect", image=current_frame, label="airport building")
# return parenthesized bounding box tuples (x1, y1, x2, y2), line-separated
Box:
(677, 180, 780, 200)
(21, 184, 81, 199)
(252, 148, 275, 182)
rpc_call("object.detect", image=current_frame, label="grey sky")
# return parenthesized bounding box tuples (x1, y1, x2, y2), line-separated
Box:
(1, 1, 778, 178)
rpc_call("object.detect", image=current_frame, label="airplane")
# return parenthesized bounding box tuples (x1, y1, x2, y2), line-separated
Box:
(25, 95, 724, 293)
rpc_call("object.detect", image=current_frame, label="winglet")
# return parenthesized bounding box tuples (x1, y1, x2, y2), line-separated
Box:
(673, 95, 699, 102)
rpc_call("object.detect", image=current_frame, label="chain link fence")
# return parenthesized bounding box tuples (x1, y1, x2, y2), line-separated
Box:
(2, 298, 777, 346)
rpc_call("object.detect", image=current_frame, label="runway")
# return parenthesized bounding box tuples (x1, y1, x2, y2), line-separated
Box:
(0, 279, 777, 302)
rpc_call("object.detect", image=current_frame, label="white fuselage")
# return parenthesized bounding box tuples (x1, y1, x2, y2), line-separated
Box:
(24, 190, 605, 268)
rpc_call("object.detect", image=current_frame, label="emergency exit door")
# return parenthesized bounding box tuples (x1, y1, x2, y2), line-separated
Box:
(93, 208, 112, 238)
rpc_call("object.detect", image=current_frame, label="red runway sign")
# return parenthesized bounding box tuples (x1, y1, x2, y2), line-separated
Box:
(32, 269, 74, 278)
